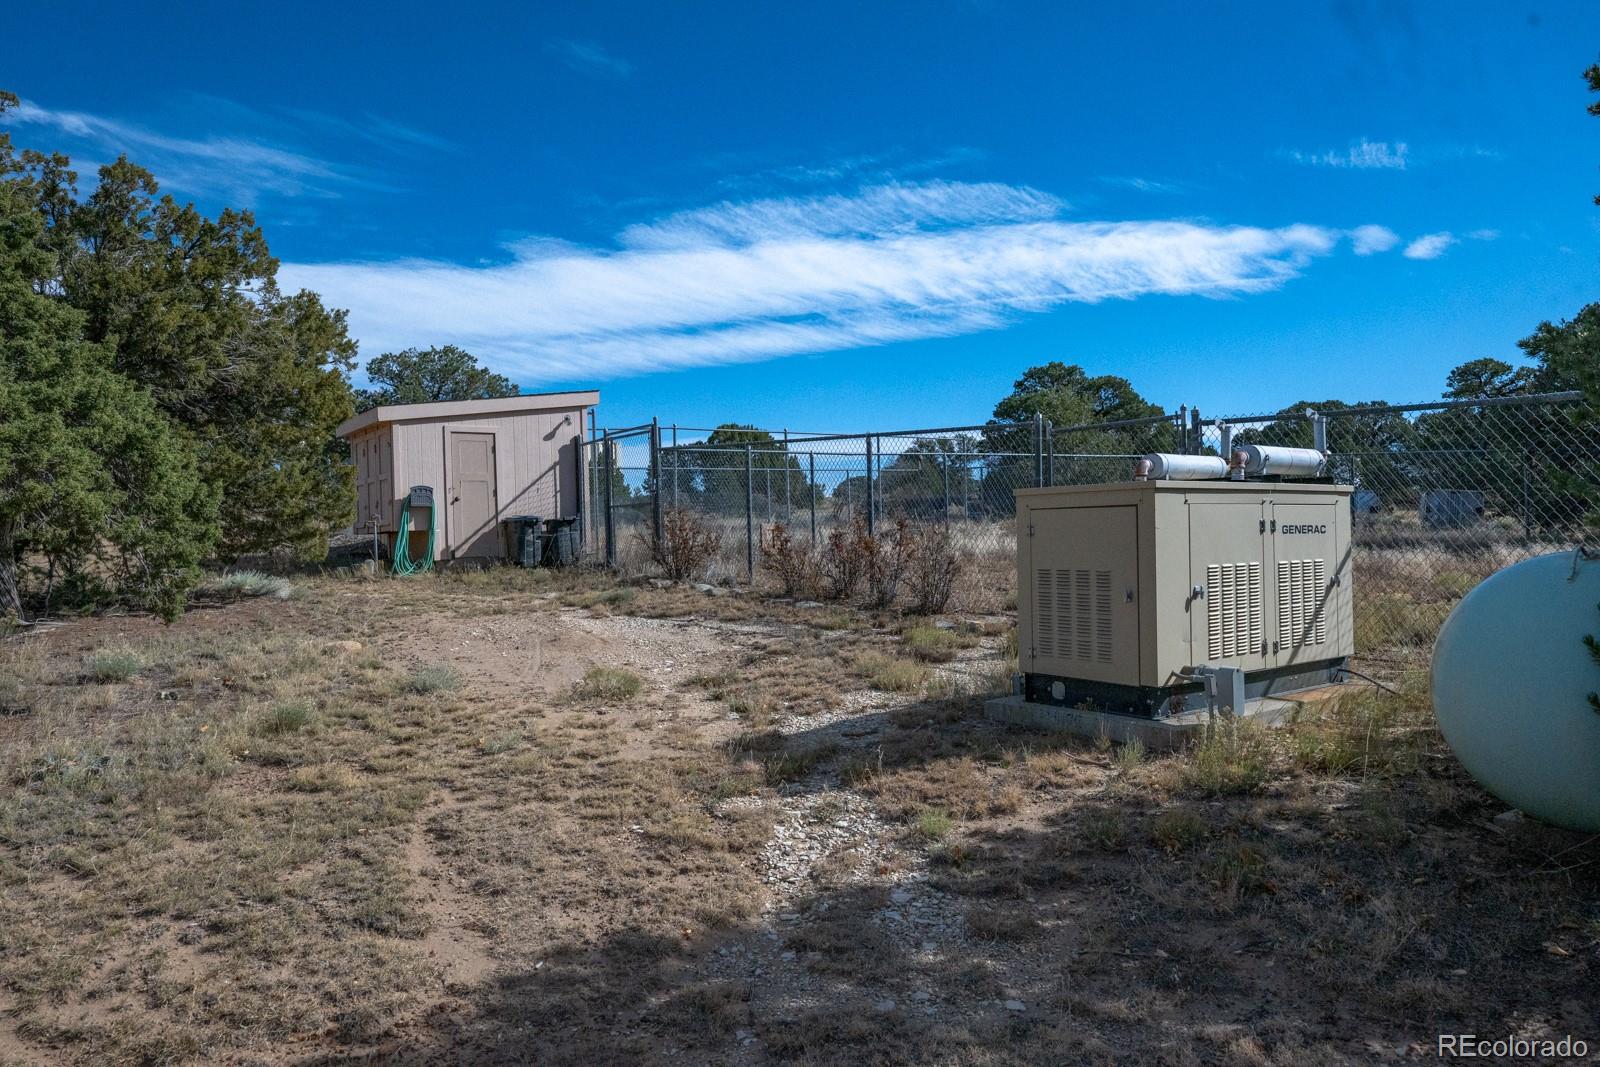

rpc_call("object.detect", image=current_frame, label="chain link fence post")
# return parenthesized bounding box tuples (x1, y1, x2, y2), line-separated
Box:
(744, 443, 755, 582)
(866, 435, 876, 535)
(574, 434, 587, 550)
(1033, 412, 1044, 487)
(602, 430, 615, 568)
(809, 452, 818, 546)
(941, 451, 951, 524)
(1045, 421, 1055, 486)
(650, 417, 663, 551)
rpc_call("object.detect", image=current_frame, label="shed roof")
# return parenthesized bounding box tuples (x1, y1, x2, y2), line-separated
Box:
(335, 390, 599, 439)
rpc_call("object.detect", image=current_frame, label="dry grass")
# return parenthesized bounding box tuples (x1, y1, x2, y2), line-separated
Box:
(401, 664, 463, 694)
(194, 570, 295, 601)
(0, 573, 790, 1064)
(899, 622, 968, 662)
(1, 564, 1596, 1066)
(0, 626, 440, 1061)
(852, 651, 932, 693)
(573, 665, 644, 702)
(79, 648, 142, 683)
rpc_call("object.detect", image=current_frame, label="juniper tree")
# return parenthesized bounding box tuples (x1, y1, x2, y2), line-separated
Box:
(6, 100, 358, 561)
(0, 100, 215, 620)
(356, 345, 519, 410)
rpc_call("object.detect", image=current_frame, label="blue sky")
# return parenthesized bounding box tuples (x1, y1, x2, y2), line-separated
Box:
(4, 1, 1598, 433)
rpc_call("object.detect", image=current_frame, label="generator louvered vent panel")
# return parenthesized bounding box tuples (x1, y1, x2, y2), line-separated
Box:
(1034, 568, 1113, 663)
(1205, 562, 1263, 660)
(1277, 559, 1328, 648)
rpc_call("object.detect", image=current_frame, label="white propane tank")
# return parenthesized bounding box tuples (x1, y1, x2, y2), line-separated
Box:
(1239, 444, 1326, 478)
(1141, 453, 1229, 480)
(1431, 551, 1600, 831)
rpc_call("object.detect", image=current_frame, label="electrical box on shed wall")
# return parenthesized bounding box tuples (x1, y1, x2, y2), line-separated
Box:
(1017, 480, 1354, 712)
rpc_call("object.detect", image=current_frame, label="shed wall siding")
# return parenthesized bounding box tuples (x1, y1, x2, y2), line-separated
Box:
(350, 426, 395, 531)
(388, 408, 586, 560)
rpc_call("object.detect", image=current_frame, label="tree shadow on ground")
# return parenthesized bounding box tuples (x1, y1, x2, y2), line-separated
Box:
(300, 735, 1600, 1067)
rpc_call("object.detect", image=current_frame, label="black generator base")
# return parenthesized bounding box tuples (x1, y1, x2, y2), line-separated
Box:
(1023, 659, 1348, 720)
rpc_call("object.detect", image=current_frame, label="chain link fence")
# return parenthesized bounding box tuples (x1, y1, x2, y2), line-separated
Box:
(1202, 392, 1600, 666)
(580, 412, 1189, 584)
(578, 393, 1598, 662)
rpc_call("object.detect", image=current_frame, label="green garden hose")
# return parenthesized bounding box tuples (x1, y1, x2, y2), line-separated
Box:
(391, 497, 436, 575)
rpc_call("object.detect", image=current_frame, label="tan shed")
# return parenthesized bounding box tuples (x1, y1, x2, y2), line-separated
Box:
(336, 391, 598, 562)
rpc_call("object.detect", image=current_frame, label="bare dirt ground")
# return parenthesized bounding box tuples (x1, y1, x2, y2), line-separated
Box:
(1, 566, 1597, 1066)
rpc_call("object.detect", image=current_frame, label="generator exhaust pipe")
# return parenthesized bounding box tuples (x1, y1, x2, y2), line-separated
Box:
(1229, 448, 1249, 480)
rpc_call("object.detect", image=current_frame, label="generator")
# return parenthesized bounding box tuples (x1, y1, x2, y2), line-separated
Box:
(1015, 451, 1353, 719)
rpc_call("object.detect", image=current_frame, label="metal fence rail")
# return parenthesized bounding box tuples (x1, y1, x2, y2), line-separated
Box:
(578, 393, 1599, 663)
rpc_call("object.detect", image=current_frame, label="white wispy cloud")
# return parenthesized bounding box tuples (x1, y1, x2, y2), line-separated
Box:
(1287, 138, 1409, 170)
(1098, 176, 1186, 195)
(281, 107, 454, 153)
(6, 99, 344, 201)
(280, 181, 1361, 382)
(1349, 224, 1400, 255)
(1402, 232, 1457, 259)
(619, 180, 1063, 248)
(550, 39, 633, 79)
(1, 97, 446, 204)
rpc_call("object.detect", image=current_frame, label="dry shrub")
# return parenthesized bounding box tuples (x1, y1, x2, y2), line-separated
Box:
(905, 523, 961, 614)
(759, 522, 816, 597)
(866, 518, 913, 608)
(820, 515, 873, 600)
(817, 517, 963, 610)
(645, 508, 723, 581)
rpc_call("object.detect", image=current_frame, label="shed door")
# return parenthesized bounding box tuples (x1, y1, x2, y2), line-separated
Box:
(449, 432, 499, 558)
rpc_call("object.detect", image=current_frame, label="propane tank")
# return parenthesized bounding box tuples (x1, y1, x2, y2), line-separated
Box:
(1431, 551, 1600, 831)
(1139, 453, 1229, 480)
(1238, 444, 1326, 478)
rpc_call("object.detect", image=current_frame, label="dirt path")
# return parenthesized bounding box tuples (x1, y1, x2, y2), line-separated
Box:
(403, 790, 497, 993)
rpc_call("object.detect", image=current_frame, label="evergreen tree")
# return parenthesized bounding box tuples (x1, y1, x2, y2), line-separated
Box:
(356, 345, 519, 410)
(7, 104, 357, 561)
(980, 362, 1172, 512)
(0, 100, 215, 620)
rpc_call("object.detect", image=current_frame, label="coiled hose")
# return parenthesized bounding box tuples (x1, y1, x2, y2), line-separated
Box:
(391, 496, 436, 575)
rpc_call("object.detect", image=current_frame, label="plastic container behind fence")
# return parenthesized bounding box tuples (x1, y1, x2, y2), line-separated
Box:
(542, 517, 578, 567)
(500, 516, 543, 567)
